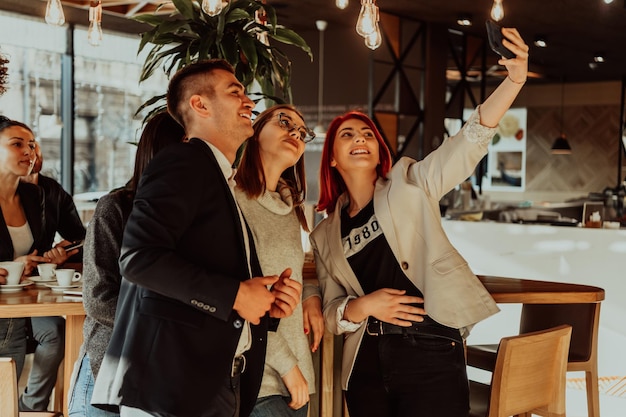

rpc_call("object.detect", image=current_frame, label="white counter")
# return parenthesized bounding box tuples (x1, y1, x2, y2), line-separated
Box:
(442, 220, 626, 417)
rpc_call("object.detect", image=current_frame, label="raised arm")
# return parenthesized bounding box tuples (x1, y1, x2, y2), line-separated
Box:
(479, 27, 529, 128)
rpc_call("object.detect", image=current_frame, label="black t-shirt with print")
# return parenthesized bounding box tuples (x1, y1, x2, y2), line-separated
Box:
(340, 199, 461, 338)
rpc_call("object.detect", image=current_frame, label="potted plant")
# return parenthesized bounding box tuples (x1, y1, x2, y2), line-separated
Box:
(135, 0, 312, 118)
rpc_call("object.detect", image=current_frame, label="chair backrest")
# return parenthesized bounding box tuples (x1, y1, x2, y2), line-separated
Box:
(488, 324, 572, 417)
(519, 303, 599, 362)
(0, 357, 20, 417)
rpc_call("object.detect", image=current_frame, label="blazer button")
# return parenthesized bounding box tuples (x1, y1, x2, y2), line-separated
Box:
(197, 301, 205, 308)
(203, 305, 210, 310)
(191, 299, 198, 305)
(209, 306, 216, 313)
(233, 319, 243, 329)
(401, 262, 409, 270)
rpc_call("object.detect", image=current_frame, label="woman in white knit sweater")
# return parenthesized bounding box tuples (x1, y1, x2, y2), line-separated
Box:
(235, 104, 324, 417)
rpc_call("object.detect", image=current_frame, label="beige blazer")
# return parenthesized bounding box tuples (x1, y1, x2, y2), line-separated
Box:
(310, 108, 500, 389)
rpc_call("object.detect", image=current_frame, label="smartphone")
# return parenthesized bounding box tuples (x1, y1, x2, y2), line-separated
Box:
(486, 20, 516, 59)
(64, 240, 84, 251)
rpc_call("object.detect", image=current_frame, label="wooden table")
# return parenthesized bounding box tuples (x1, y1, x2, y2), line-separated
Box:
(478, 275, 605, 304)
(0, 284, 85, 416)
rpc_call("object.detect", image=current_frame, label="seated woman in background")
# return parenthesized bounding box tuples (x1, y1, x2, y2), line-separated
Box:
(68, 111, 185, 417)
(0, 117, 77, 407)
(235, 104, 325, 417)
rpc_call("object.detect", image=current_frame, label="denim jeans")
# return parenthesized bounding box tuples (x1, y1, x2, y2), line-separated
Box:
(69, 355, 120, 417)
(250, 395, 309, 417)
(20, 316, 65, 411)
(0, 318, 27, 377)
(345, 333, 469, 417)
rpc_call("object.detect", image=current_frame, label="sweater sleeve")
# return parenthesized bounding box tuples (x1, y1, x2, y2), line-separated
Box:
(82, 192, 128, 329)
(264, 321, 299, 377)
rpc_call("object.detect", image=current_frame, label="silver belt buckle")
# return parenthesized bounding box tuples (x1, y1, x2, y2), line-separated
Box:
(366, 320, 383, 336)
(231, 355, 246, 377)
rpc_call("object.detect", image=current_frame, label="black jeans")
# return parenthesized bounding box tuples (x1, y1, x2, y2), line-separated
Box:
(345, 333, 469, 417)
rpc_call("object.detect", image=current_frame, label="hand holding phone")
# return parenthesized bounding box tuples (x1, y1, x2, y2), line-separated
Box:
(486, 20, 516, 59)
(63, 240, 84, 251)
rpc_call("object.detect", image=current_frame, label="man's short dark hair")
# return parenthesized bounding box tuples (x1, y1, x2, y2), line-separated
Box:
(166, 59, 235, 128)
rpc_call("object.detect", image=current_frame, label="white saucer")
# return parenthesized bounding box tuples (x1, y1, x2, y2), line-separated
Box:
(0, 280, 34, 293)
(30, 276, 57, 285)
(44, 283, 81, 292)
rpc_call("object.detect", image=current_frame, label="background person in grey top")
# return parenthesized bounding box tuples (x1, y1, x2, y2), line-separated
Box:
(235, 104, 325, 417)
(68, 111, 185, 417)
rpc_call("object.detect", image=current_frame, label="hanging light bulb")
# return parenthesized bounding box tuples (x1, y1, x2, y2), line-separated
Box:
(364, 24, 382, 50)
(202, 0, 223, 17)
(490, 0, 504, 22)
(87, 1, 103, 47)
(356, 0, 378, 37)
(336, 0, 349, 9)
(45, 0, 65, 26)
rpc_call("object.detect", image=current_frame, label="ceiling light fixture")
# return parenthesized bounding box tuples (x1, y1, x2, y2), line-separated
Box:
(202, 0, 224, 17)
(593, 54, 605, 63)
(87, 1, 103, 47)
(336, 0, 349, 10)
(533, 36, 547, 48)
(551, 80, 572, 155)
(457, 14, 472, 26)
(490, 0, 504, 22)
(354, 0, 382, 50)
(45, 0, 65, 26)
(356, 0, 378, 37)
(315, 20, 327, 133)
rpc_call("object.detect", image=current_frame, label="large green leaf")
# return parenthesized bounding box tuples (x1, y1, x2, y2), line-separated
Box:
(132, 13, 165, 26)
(269, 28, 312, 59)
(172, 0, 195, 20)
(226, 9, 252, 24)
(238, 34, 258, 74)
(134, 93, 167, 116)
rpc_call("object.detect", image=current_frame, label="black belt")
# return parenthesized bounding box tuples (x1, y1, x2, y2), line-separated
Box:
(231, 355, 246, 377)
(366, 318, 462, 343)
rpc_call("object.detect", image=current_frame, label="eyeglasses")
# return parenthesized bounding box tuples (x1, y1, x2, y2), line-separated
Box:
(276, 112, 315, 143)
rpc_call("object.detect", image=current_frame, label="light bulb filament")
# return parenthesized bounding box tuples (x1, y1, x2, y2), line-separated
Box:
(202, 0, 224, 17)
(491, 0, 504, 22)
(45, 0, 65, 26)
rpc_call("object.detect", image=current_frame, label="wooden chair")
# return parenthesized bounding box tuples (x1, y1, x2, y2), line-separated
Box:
(467, 303, 601, 417)
(469, 325, 572, 417)
(0, 358, 63, 417)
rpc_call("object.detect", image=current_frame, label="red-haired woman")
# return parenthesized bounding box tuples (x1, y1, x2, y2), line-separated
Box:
(310, 28, 528, 417)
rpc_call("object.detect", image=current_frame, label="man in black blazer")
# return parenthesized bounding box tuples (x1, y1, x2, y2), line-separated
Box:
(92, 60, 301, 417)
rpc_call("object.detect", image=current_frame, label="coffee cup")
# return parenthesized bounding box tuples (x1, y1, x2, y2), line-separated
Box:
(0, 261, 25, 285)
(37, 263, 57, 280)
(55, 269, 82, 286)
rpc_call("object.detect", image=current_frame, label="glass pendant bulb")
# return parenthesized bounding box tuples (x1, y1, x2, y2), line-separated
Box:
(88, 2, 103, 46)
(45, 0, 65, 26)
(202, 0, 223, 17)
(490, 0, 504, 22)
(364, 24, 382, 50)
(356, 1, 377, 37)
(336, 0, 349, 9)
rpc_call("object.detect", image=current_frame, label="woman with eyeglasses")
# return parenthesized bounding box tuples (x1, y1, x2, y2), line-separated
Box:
(235, 104, 324, 417)
(310, 27, 528, 417)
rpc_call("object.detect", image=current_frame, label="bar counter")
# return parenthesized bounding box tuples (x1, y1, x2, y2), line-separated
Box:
(442, 219, 625, 417)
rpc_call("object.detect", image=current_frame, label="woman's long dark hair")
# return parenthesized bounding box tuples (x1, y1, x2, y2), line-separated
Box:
(236, 104, 309, 232)
(128, 111, 186, 192)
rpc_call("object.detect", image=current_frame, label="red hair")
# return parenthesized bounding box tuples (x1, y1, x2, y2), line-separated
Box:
(317, 111, 392, 213)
